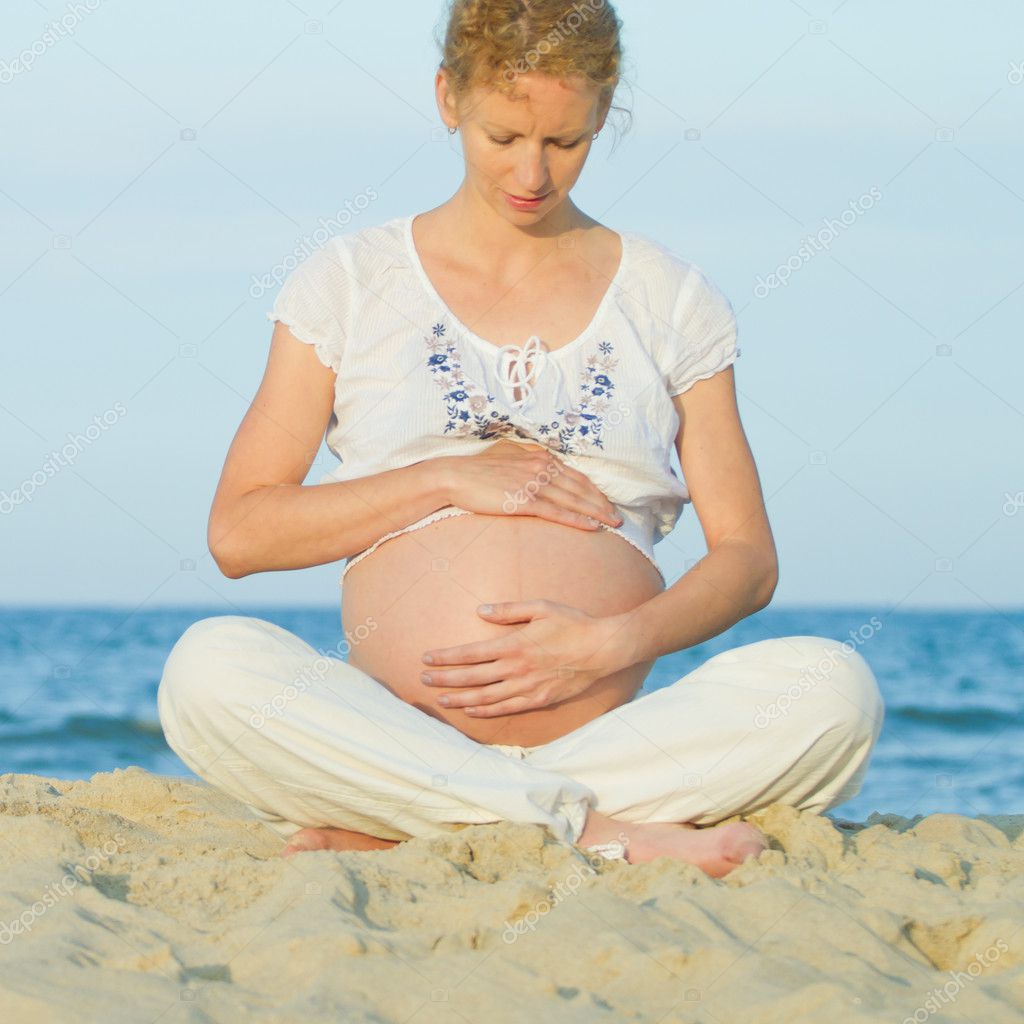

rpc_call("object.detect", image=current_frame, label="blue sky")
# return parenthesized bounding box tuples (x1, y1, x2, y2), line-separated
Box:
(1, 0, 1022, 610)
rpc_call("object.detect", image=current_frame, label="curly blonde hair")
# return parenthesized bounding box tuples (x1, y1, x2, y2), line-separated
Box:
(435, 0, 631, 146)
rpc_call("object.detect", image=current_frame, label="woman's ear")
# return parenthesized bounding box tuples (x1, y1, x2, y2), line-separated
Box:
(595, 92, 613, 134)
(435, 68, 458, 131)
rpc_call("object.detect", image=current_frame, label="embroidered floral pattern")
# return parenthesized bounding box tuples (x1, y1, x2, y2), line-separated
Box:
(425, 322, 517, 442)
(424, 323, 620, 455)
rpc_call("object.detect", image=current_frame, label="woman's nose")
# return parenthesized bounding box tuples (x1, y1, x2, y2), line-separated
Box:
(516, 148, 551, 192)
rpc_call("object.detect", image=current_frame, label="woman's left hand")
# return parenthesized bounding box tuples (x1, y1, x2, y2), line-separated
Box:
(420, 600, 631, 717)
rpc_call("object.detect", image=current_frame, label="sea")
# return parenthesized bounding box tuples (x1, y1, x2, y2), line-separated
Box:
(1, 606, 1021, 825)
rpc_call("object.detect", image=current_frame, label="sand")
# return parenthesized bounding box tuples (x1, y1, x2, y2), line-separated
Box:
(1, 767, 1022, 1023)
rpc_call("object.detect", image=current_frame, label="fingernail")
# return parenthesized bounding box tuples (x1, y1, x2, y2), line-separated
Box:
(422, 654, 434, 664)
(421, 672, 432, 684)
(438, 696, 450, 706)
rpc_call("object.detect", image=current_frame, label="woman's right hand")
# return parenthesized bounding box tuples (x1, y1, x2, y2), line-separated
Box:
(438, 438, 624, 531)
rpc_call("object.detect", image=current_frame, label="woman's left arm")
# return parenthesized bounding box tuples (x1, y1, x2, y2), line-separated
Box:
(602, 364, 778, 669)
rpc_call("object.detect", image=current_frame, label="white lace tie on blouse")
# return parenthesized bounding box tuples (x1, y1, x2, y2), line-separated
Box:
(496, 334, 564, 411)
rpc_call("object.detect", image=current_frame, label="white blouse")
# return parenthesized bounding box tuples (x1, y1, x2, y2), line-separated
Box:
(266, 214, 741, 587)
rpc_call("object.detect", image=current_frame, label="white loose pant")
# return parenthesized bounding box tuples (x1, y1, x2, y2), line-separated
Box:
(156, 615, 885, 848)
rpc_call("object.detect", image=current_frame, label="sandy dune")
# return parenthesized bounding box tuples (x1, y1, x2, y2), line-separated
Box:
(1, 767, 1022, 1023)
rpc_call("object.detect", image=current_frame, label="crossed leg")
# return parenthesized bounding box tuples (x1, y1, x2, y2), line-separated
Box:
(157, 618, 884, 877)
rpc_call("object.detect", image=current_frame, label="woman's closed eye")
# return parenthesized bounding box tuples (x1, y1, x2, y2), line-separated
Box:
(488, 136, 584, 149)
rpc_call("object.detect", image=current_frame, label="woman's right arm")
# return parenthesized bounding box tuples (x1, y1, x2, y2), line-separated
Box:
(208, 322, 453, 579)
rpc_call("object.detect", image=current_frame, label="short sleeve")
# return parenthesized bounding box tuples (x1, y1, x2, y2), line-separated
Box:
(265, 244, 350, 374)
(665, 261, 740, 397)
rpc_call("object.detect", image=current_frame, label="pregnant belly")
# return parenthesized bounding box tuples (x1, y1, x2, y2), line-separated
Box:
(340, 513, 665, 746)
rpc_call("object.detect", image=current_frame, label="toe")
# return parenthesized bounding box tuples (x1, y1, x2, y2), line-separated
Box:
(280, 829, 327, 858)
(724, 824, 769, 864)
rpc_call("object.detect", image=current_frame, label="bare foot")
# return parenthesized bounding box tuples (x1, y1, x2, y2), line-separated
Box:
(280, 826, 401, 858)
(624, 821, 769, 876)
(579, 810, 769, 878)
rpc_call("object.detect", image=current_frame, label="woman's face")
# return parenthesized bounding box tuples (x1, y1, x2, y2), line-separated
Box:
(440, 71, 609, 221)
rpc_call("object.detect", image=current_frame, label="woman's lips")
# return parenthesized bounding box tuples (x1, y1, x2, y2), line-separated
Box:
(505, 190, 551, 208)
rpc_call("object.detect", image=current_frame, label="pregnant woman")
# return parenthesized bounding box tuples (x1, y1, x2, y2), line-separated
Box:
(157, 0, 884, 877)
